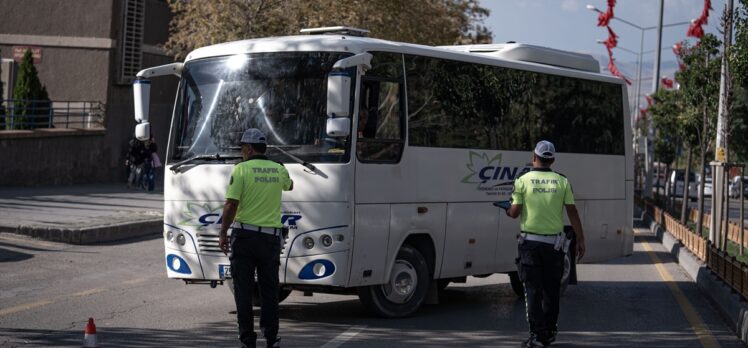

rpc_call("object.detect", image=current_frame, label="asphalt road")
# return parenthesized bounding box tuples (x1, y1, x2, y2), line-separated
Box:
(0, 231, 745, 348)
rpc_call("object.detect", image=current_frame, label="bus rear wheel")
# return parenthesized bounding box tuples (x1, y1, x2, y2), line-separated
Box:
(508, 252, 572, 298)
(358, 244, 430, 318)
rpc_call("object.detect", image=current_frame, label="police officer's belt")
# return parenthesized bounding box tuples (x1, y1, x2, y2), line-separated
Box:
(232, 222, 282, 236)
(521, 232, 561, 245)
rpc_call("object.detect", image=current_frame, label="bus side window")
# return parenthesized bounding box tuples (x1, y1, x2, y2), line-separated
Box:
(357, 80, 404, 163)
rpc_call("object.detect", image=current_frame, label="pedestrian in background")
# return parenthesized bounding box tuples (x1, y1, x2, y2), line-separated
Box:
(506, 140, 586, 348)
(219, 128, 293, 348)
(126, 137, 148, 189)
(143, 136, 159, 191)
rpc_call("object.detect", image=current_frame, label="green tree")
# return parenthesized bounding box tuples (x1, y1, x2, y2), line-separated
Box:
(12, 50, 50, 130)
(649, 88, 682, 213)
(676, 34, 722, 237)
(729, 0, 748, 162)
(165, 0, 492, 60)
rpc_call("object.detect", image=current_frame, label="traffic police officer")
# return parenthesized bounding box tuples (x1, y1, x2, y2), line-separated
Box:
(219, 128, 293, 348)
(506, 140, 586, 348)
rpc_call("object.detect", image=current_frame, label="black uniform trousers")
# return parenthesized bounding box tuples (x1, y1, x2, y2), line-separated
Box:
(230, 229, 282, 348)
(516, 239, 564, 341)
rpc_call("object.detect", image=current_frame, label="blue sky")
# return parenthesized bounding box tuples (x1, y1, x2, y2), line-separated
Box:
(483, 0, 732, 97)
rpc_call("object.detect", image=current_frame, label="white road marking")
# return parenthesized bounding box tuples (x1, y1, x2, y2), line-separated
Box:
(320, 325, 367, 348)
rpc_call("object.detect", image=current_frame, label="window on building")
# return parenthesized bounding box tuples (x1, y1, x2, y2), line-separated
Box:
(118, 0, 145, 84)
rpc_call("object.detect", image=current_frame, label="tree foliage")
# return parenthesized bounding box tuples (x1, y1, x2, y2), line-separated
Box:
(730, 0, 748, 161)
(165, 0, 492, 60)
(12, 50, 50, 130)
(648, 88, 682, 165)
(675, 34, 722, 157)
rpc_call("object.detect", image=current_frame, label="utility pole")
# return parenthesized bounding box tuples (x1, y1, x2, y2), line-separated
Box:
(645, 0, 665, 198)
(710, 0, 735, 247)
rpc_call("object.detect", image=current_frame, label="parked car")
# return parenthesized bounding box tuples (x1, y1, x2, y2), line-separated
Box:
(668, 170, 698, 199)
(729, 176, 748, 198)
(699, 175, 712, 197)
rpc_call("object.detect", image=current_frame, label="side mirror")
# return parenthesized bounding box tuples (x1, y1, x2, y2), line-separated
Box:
(326, 73, 351, 117)
(133, 79, 151, 122)
(135, 122, 151, 141)
(326, 117, 350, 137)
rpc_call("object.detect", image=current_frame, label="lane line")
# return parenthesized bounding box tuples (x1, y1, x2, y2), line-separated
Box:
(641, 240, 720, 348)
(71, 288, 107, 297)
(320, 325, 367, 348)
(0, 300, 54, 316)
(0, 276, 146, 317)
(121, 277, 148, 285)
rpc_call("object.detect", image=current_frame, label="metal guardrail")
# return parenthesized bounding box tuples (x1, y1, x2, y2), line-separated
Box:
(641, 197, 748, 300)
(1, 99, 105, 129)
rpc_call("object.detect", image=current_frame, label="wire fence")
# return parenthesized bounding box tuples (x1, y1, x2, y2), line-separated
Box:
(640, 197, 748, 300)
(0, 100, 105, 130)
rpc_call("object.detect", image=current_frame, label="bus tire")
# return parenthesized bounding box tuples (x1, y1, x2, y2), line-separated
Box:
(508, 252, 572, 298)
(226, 279, 292, 305)
(508, 271, 524, 298)
(358, 244, 430, 318)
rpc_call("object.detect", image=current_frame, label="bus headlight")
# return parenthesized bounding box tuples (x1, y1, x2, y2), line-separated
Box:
(320, 234, 333, 247)
(303, 237, 315, 249)
(177, 234, 186, 246)
(166, 231, 174, 241)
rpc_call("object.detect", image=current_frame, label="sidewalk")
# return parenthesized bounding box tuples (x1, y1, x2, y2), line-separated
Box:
(0, 183, 163, 244)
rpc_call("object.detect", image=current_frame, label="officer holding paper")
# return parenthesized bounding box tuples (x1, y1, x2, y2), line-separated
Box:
(506, 140, 585, 348)
(219, 128, 293, 348)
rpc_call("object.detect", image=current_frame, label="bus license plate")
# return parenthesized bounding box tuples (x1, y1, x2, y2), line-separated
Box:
(219, 264, 232, 279)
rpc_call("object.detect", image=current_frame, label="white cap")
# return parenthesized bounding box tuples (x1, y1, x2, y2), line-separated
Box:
(534, 140, 555, 159)
(240, 128, 267, 144)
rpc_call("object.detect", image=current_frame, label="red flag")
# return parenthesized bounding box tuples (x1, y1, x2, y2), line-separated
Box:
(607, 57, 632, 85)
(687, 22, 705, 38)
(672, 41, 683, 57)
(598, 11, 612, 26)
(604, 27, 618, 48)
(687, 0, 711, 39)
(597, 0, 616, 27)
(661, 77, 674, 88)
(700, 0, 712, 24)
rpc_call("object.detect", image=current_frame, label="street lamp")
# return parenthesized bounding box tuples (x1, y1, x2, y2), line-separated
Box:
(587, 4, 690, 196)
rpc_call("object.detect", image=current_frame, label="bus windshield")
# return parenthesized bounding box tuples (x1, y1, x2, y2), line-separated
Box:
(171, 52, 353, 164)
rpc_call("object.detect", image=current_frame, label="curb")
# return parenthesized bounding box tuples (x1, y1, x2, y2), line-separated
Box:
(645, 215, 748, 344)
(0, 219, 163, 244)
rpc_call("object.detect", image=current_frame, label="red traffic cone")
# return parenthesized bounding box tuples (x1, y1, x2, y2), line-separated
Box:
(82, 317, 99, 348)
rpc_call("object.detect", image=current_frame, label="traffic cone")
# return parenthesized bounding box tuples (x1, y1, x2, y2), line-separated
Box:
(82, 317, 99, 348)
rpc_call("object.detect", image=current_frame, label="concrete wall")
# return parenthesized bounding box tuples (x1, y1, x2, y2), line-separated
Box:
(0, 0, 114, 37)
(0, 0, 177, 186)
(0, 129, 112, 185)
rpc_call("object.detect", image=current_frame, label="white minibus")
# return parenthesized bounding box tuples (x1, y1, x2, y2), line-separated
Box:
(133, 27, 634, 317)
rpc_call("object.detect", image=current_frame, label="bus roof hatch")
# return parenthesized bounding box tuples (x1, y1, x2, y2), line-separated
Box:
(440, 43, 600, 73)
(300, 26, 370, 37)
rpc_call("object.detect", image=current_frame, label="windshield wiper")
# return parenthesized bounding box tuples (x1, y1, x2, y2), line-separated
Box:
(268, 145, 317, 172)
(170, 154, 243, 173)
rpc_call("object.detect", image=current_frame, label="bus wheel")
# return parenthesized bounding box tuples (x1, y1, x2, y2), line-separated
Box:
(559, 252, 572, 294)
(226, 279, 292, 305)
(358, 244, 430, 317)
(508, 253, 572, 298)
(508, 271, 524, 298)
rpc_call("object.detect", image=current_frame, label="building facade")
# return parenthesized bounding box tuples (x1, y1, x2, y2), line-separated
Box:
(0, 0, 177, 186)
